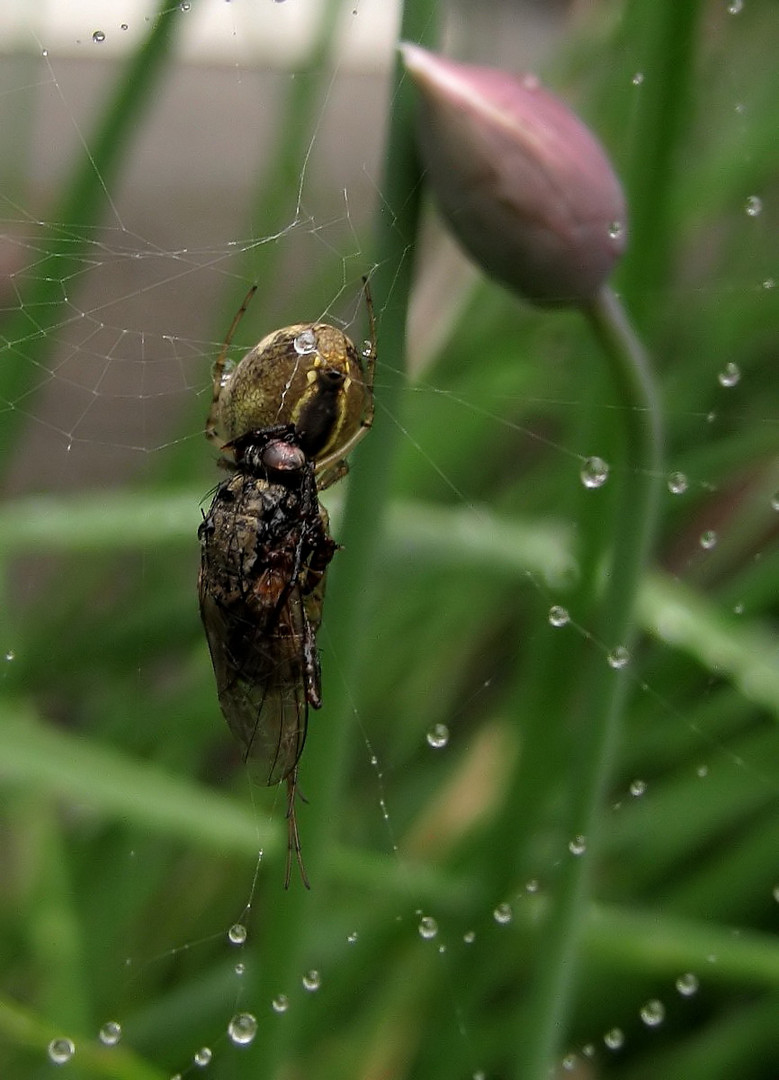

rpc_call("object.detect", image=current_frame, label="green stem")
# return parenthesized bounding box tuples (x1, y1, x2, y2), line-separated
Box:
(253, 3, 437, 1075)
(515, 286, 663, 1079)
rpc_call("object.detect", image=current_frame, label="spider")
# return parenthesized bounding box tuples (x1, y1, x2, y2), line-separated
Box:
(205, 279, 375, 490)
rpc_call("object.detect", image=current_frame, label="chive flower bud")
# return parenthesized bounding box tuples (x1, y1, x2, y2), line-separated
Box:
(401, 43, 627, 306)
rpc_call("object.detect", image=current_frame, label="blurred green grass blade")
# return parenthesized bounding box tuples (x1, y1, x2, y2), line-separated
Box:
(0, 0, 181, 474)
(0, 995, 167, 1080)
(0, 700, 265, 858)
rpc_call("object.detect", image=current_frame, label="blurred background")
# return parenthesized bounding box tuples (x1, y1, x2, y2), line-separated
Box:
(1, 2, 778, 1078)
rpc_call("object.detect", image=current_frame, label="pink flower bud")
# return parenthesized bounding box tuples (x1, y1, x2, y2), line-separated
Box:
(401, 43, 627, 306)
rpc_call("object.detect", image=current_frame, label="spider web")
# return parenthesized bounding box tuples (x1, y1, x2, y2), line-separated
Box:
(1, 2, 778, 1079)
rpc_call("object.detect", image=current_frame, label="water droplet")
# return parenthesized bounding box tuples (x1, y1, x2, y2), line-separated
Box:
(582, 1044, 595, 1058)
(696, 763, 709, 778)
(98, 1021, 121, 1046)
(48, 1038, 75, 1065)
(733, 601, 744, 615)
(744, 194, 761, 216)
(272, 994, 289, 1014)
(418, 915, 438, 939)
(548, 605, 569, 627)
(194, 1046, 212, 1066)
(228, 923, 247, 945)
(525, 879, 539, 893)
(92, 30, 106, 43)
(463, 930, 475, 944)
(41, 48, 49, 57)
(608, 221, 624, 240)
(227, 1012, 257, 1046)
(607, 646, 631, 670)
(234, 962, 245, 975)
(347, 930, 358, 944)
(568, 834, 587, 856)
(717, 361, 741, 387)
(120, 23, 129, 31)
(640, 999, 665, 1027)
(302, 969, 321, 991)
(604, 1027, 624, 1050)
(4, 650, 16, 662)
(561, 1054, 578, 1071)
(667, 471, 688, 495)
(580, 456, 609, 489)
(493, 902, 513, 925)
(762, 277, 775, 290)
(426, 723, 449, 748)
(675, 972, 699, 996)
(631, 72, 644, 85)
(629, 778, 647, 797)
(699, 529, 718, 550)
(293, 329, 317, 355)
(362, 339, 373, 358)
(180, 1, 192, 9)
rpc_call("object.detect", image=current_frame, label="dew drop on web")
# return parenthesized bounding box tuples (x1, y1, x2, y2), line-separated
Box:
(640, 999, 665, 1027)
(193, 1046, 212, 1067)
(418, 915, 438, 939)
(426, 723, 449, 748)
(580, 456, 609, 489)
(493, 902, 513, 925)
(272, 994, 289, 1014)
(717, 361, 741, 387)
(227, 1012, 258, 1046)
(667, 471, 688, 494)
(47, 1038, 75, 1065)
(98, 1020, 121, 1046)
(675, 972, 700, 996)
(302, 969, 321, 992)
(548, 605, 569, 627)
(228, 923, 247, 945)
(604, 1027, 624, 1050)
(607, 646, 631, 670)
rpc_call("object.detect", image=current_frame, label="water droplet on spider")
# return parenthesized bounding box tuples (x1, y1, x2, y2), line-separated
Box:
(194, 1046, 212, 1066)
(607, 646, 631, 670)
(426, 723, 449, 749)
(629, 778, 647, 797)
(604, 1027, 625, 1050)
(92, 30, 106, 43)
(48, 1038, 75, 1065)
(631, 72, 644, 85)
(362, 339, 373, 358)
(228, 923, 247, 944)
(418, 915, 438, 940)
(293, 329, 317, 355)
(580, 456, 609, 489)
(568, 834, 587, 856)
(98, 1021, 121, 1046)
(675, 972, 699, 996)
(699, 529, 718, 550)
(272, 994, 289, 1014)
(548, 605, 569, 627)
(640, 999, 665, 1027)
(302, 969, 321, 992)
(667, 471, 688, 495)
(463, 930, 476, 944)
(717, 361, 741, 387)
(493, 902, 513, 925)
(608, 221, 624, 240)
(227, 1012, 257, 1046)
(744, 194, 762, 216)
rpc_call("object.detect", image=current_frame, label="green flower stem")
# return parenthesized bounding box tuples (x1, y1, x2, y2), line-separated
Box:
(0, 0, 180, 477)
(515, 285, 663, 1079)
(252, 3, 437, 1076)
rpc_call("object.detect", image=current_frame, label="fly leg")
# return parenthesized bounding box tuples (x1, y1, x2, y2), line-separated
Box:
(284, 768, 310, 890)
